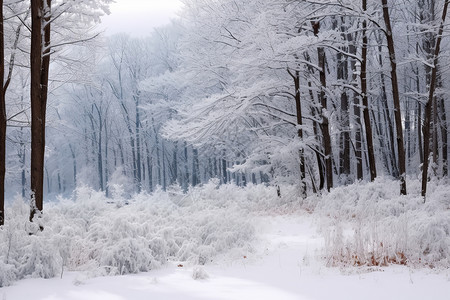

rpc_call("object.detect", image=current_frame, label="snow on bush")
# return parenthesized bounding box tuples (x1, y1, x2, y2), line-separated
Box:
(192, 266, 209, 280)
(0, 181, 280, 286)
(1, 178, 448, 286)
(315, 177, 450, 269)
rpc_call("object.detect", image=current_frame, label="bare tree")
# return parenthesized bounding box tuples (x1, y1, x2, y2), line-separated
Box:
(381, 0, 407, 195)
(313, 21, 333, 192)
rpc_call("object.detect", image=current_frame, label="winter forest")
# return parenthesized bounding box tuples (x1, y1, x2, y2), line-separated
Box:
(0, 0, 449, 299)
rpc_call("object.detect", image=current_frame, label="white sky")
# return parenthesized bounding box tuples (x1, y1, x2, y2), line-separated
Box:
(100, 0, 183, 37)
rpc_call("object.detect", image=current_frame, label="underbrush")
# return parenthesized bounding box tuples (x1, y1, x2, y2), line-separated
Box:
(0, 181, 283, 287)
(314, 177, 450, 269)
(1, 177, 448, 286)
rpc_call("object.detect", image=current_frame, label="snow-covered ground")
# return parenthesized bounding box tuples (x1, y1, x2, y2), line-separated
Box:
(2, 212, 449, 300)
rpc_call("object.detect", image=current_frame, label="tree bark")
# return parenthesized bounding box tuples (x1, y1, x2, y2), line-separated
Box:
(30, 0, 51, 228)
(348, 32, 363, 180)
(134, 92, 142, 192)
(313, 21, 333, 192)
(0, 0, 5, 226)
(338, 21, 351, 179)
(381, 0, 407, 195)
(192, 148, 199, 186)
(145, 140, 153, 192)
(440, 97, 448, 177)
(290, 69, 306, 197)
(421, 0, 449, 198)
(361, 0, 377, 181)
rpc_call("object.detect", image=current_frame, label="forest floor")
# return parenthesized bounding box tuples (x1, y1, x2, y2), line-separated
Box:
(1, 211, 449, 300)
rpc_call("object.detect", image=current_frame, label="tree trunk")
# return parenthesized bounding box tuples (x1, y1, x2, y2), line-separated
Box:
(304, 52, 325, 190)
(134, 93, 142, 193)
(96, 107, 103, 192)
(172, 141, 178, 185)
(69, 144, 77, 187)
(0, 0, 5, 226)
(183, 142, 189, 191)
(381, 0, 407, 195)
(440, 97, 448, 177)
(192, 148, 199, 186)
(30, 0, 51, 228)
(378, 41, 398, 177)
(313, 21, 333, 192)
(145, 140, 153, 192)
(338, 24, 351, 179)
(290, 69, 306, 197)
(104, 121, 109, 197)
(221, 157, 227, 184)
(421, 0, 449, 198)
(347, 31, 363, 180)
(162, 140, 167, 190)
(19, 138, 26, 198)
(361, 0, 377, 181)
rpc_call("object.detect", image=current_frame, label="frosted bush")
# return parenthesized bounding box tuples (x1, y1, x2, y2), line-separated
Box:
(100, 237, 156, 275)
(1, 180, 287, 286)
(3, 176, 446, 286)
(192, 266, 209, 280)
(317, 177, 450, 268)
(19, 235, 62, 279)
(0, 262, 16, 287)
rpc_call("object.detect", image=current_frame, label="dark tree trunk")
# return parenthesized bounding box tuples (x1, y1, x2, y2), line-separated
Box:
(347, 32, 363, 180)
(104, 121, 109, 197)
(145, 140, 153, 192)
(378, 41, 398, 177)
(421, 0, 449, 198)
(313, 21, 333, 192)
(69, 145, 77, 187)
(30, 0, 51, 228)
(221, 157, 227, 184)
(0, 0, 5, 226)
(155, 128, 161, 187)
(95, 106, 103, 191)
(381, 0, 407, 195)
(134, 93, 142, 192)
(213, 157, 218, 178)
(290, 69, 306, 197)
(172, 141, 178, 184)
(162, 140, 167, 190)
(361, 0, 377, 181)
(20, 140, 27, 198)
(183, 142, 189, 191)
(192, 148, 199, 186)
(304, 52, 325, 190)
(338, 24, 351, 178)
(440, 97, 448, 177)
(353, 78, 363, 179)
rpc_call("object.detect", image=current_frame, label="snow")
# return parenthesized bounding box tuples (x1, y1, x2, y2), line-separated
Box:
(1, 179, 450, 299)
(1, 214, 449, 299)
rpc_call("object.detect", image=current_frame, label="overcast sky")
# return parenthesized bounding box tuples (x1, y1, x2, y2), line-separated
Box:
(100, 0, 183, 36)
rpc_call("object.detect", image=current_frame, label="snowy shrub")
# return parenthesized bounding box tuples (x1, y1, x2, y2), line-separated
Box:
(1, 180, 289, 285)
(100, 237, 156, 275)
(192, 266, 209, 280)
(0, 262, 16, 287)
(19, 235, 62, 279)
(318, 177, 450, 269)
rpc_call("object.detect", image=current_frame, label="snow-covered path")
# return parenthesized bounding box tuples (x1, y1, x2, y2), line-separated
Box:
(1, 214, 449, 300)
